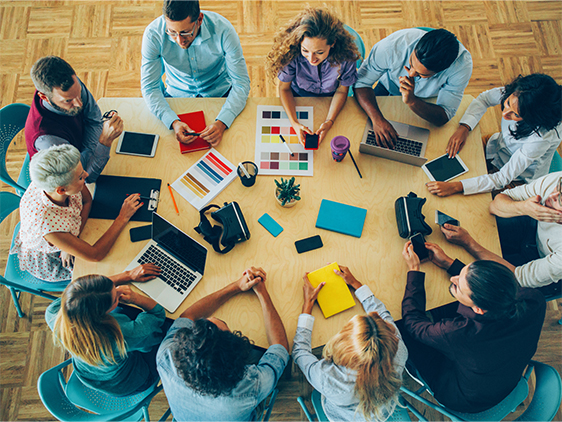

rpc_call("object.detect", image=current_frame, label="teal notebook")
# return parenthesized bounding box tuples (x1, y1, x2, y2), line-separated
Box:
(315, 199, 367, 238)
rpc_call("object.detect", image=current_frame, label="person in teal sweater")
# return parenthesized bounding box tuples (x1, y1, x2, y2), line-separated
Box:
(45, 264, 167, 396)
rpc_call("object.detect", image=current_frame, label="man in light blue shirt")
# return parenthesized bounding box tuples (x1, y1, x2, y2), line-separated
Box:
(157, 266, 289, 421)
(141, 0, 250, 146)
(355, 28, 473, 148)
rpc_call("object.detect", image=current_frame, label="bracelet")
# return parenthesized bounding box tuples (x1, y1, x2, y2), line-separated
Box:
(459, 123, 471, 131)
(325, 119, 334, 125)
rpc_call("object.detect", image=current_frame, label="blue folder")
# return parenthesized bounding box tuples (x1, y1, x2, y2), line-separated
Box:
(315, 199, 367, 238)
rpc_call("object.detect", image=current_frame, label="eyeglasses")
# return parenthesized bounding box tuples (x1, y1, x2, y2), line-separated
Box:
(557, 177, 562, 207)
(166, 20, 199, 39)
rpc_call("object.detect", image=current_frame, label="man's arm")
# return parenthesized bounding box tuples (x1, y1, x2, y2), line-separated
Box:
(399, 74, 448, 126)
(355, 87, 398, 148)
(253, 281, 289, 352)
(490, 193, 562, 223)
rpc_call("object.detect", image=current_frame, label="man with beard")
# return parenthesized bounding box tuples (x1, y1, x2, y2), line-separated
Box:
(25, 56, 123, 183)
(398, 241, 545, 413)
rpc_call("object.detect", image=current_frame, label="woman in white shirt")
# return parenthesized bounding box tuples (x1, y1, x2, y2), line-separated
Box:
(426, 73, 561, 197)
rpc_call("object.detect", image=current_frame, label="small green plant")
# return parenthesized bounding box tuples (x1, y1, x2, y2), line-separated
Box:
(275, 177, 301, 206)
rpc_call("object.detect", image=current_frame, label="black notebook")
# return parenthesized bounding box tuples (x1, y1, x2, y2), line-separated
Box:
(90, 175, 161, 222)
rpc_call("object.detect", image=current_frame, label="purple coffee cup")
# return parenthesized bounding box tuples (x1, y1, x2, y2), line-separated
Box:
(331, 136, 350, 162)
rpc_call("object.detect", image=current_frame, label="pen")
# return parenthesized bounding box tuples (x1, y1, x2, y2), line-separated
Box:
(238, 162, 251, 178)
(126, 193, 153, 201)
(348, 150, 363, 179)
(183, 132, 201, 137)
(168, 183, 180, 215)
(279, 134, 294, 157)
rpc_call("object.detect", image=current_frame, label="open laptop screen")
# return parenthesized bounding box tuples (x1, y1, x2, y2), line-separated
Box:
(152, 213, 207, 274)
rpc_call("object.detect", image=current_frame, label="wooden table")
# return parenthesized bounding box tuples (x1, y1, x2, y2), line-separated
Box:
(74, 95, 501, 348)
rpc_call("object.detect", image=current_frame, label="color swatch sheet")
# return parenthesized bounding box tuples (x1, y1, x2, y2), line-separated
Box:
(255, 105, 314, 176)
(171, 149, 237, 211)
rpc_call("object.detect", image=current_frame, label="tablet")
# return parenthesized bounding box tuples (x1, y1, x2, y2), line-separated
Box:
(116, 131, 159, 157)
(422, 154, 469, 182)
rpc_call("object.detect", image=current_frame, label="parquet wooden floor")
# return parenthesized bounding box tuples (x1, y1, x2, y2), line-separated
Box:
(1, 1, 561, 420)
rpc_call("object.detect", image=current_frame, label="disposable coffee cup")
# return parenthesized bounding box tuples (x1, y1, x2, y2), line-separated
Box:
(237, 161, 258, 187)
(331, 136, 350, 162)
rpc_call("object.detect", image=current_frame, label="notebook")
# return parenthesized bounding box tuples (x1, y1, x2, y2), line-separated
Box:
(125, 213, 208, 313)
(359, 119, 430, 167)
(178, 111, 211, 154)
(307, 262, 356, 318)
(315, 199, 367, 238)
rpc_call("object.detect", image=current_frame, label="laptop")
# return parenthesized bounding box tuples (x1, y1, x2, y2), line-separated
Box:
(125, 213, 208, 313)
(359, 119, 430, 166)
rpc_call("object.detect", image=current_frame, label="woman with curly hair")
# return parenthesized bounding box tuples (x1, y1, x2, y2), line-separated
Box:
(293, 266, 408, 421)
(267, 8, 361, 145)
(427, 73, 562, 197)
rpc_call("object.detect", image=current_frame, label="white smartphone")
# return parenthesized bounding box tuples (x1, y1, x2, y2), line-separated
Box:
(115, 131, 159, 158)
(422, 154, 469, 182)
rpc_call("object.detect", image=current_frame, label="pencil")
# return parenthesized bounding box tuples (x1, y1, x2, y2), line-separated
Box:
(348, 150, 363, 179)
(168, 183, 180, 215)
(279, 134, 294, 157)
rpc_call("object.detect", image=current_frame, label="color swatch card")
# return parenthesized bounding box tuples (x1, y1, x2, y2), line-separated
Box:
(255, 105, 314, 176)
(171, 149, 237, 211)
(307, 262, 356, 318)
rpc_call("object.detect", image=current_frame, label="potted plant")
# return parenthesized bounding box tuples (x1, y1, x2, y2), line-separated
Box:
(274, 177, 301, 207)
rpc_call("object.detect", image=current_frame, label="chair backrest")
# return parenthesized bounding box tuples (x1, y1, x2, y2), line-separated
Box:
(343, 24, 365, 69)
(0, 103, 30, 193)
(515, 360, 562, 422)
(549, 150, 562, 173)
(0, 191, 20, 222)
(38, 359, 163, 422)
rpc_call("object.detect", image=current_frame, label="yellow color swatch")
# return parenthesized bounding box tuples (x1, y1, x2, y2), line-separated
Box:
(307, 262, 356, 318)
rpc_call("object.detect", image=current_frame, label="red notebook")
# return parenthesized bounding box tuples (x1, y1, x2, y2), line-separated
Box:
(177, 111, 211, 154)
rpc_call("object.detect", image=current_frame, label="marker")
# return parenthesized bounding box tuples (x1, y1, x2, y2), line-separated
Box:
(238, 162, 251, 178)
(168, 183, 179, 215)
(279, 134, 294, 157)
(348, 150, 363, 179)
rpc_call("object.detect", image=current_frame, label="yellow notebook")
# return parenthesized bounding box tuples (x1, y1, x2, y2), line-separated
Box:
(307, 262, 356, 318)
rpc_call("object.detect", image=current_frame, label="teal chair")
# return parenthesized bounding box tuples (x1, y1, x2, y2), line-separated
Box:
(400, 360, 562, 421)
(343, 24, 366, 98)
(298, 389, 411, 421)
(37, 359, 165, 422)
(549, 150, 562, 173)
(0, 103, 31, 196)
(0, 191, 69, 318)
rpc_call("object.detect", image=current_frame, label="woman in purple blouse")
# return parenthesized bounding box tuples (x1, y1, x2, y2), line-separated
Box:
(267, 8, 361, 145)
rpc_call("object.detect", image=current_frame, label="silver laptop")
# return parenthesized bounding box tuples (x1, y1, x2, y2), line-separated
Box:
(125, 213, 207, 313)
(359, 119, 430, 166)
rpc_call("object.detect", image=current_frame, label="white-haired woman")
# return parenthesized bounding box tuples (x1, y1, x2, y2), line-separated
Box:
(10, 144, 143, 282)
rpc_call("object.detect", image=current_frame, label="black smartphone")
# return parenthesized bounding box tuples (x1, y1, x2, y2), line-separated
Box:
(130, 225, 152, 242)
(410, 233, 429, 261)
(295, 235, 323, 254)
(435, 210, 460, 227)
(305, 133, 319, 150)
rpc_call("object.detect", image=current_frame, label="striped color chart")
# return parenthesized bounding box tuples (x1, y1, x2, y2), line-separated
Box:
(172, 149, 237, 211)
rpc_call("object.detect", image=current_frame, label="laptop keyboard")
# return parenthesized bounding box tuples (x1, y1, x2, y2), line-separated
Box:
(366, 131, 423, 157)
(138, 245, 197, 294)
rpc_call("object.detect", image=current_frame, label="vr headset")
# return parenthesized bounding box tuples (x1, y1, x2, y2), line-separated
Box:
(395, 192, 432, 238)
(195, 202, 250, 254)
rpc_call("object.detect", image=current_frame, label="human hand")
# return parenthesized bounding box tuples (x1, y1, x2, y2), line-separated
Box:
(315, 120, 334, 145)
(172, 120, 201, 145)
(446, 125, 470, 158)
(523, 195, 562, 223)
(60, 251, 75, 268)
(333, 265, 362, 290)
(440, 224, 472, 247)
(200, 120, 227, 147)
(293, 123, 313, 146)
(402, 241, 420, 271)
(126, 263, 161, 282)
(370, 117, 398, 149)
(118, 193, 143, 221)
(116, 285, 138, 305)
(399, 70, 416, 105)
(426, 181, 464, 197)
(302, 274, 325, 314)
(99, 113, 124, 146)
(425, 242, 454, 269)
(237, 266, 265, 292)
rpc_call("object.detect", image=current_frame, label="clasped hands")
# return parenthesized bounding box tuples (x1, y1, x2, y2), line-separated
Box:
(173, 119, 227, 147)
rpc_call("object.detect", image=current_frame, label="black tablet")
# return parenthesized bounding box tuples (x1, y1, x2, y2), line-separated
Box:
(116, 131, 159, 157)
(422, 154, 469, 182)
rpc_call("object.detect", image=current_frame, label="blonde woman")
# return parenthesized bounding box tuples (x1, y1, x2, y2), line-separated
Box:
(267, 8, 360, 145)
(293, 266, 407, 421)
(45, 268, 167, 396)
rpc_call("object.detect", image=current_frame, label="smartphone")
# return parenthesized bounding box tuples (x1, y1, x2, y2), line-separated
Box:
(435, 210, 460, 227)
(409, 233, 429, 261)
(130, 225, 152, 242)
(305, 133, 319, 150)
(295, 235, 323, 254)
